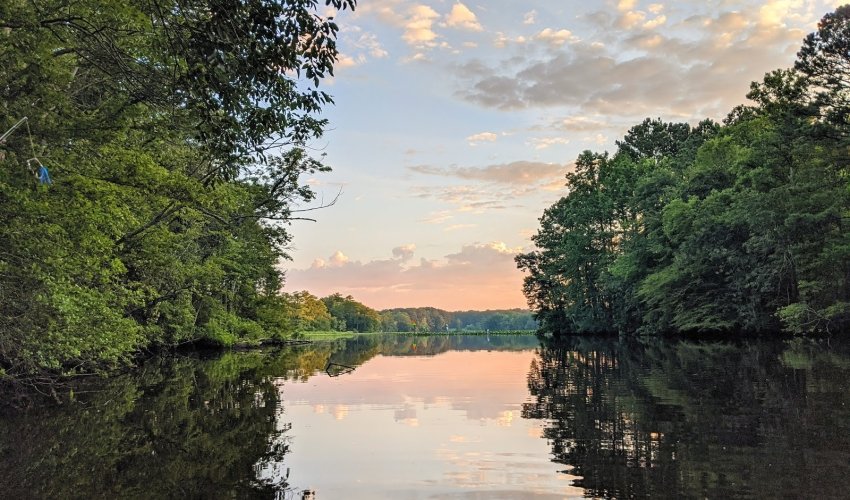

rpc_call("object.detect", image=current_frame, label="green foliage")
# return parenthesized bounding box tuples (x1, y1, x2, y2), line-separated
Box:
(321, 293, 382, 333)
(0, 0, 356, 379)
(380, 307, 537, 332)
(519, 6, 850, 336)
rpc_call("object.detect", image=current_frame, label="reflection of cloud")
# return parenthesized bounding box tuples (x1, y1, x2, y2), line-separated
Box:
(527, 426, 544, 439)
(394, 403, 417, 422)
(333, 404, 349, 420)
(399, 418, 420, 427)
(497, 410, 515, 427)
(285, 242, 528, 309)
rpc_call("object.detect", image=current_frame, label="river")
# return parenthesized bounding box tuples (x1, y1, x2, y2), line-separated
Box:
(1, 334, 849, 498)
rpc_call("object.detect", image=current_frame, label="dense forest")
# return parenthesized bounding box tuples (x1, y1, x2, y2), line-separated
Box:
(518, 6, 850, 337)
(0, 0, 356, 381)
(284, 291, 537, 333)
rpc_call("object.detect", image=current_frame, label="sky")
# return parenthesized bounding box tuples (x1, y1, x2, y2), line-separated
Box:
(282, 0, 845, 311)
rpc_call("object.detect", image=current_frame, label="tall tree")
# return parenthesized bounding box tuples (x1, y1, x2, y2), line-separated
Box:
(0, 0, 355, 380)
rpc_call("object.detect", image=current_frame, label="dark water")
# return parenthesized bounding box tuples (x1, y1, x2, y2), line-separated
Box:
(1, 334, 849, 499)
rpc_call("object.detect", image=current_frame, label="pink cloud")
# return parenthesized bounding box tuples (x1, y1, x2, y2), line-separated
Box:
(284, 242, 529, 310)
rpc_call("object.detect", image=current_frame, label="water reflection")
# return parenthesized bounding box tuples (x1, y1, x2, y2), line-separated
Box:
(0, 352, 290, 498)
(524, 336, 850, 499)
(0, 334, 549, 499)
(2, 334, 849, 499)
(268, 337, 579, 498)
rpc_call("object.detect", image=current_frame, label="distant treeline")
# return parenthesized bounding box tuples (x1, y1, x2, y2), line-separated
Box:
(518, 6, 850, 336)
(284, 292, 537, 333)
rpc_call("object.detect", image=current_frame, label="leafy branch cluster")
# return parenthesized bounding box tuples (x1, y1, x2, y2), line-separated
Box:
(0, 0, 355, 381)
(518, 6, 850, 336)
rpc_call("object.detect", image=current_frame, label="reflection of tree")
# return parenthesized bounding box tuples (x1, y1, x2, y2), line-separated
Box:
(293, 334, 543, 377)
(0, 334, 543, 497)
(0, 352, 291, 498)
(523, 337, 850, 499)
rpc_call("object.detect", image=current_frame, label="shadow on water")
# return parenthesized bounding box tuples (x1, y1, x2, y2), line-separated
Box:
(523, 336, 850, 499)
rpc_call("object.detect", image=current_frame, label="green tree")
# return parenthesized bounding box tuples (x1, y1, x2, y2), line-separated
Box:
(0, 0, 356, 381)
(322, 294, 381, 332)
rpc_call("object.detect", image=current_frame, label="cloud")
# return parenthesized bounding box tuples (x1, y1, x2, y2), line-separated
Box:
(336, 53, 366, 68)
(420, 210, 454, 224)
(527, 136, 570, 150)
(311, 250, 350, 269)
(409, 161, 566, 185)
(454, 4, 810, 121)
(408, 161, 568, 212)
(493, 32, 528, 48)
(535, 28, 578, 46)
(408, 161, 573, 211)
(445, 3, 483, 32)
(337, 26, 389, 68)
(466, 131, 498, 145)
(523, 10, 537, 25)
(354, 30, 389, 58)
(617, 0, 637, 11)
(284, 242, 529, 310)
(549, 115, 611, 132)
(403, 4, 440, 47)
(392, 243, 417, 261)
(445, 223, 477, 232)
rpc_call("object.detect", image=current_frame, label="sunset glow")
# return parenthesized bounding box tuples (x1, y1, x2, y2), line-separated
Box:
(284, 0, 844, 310)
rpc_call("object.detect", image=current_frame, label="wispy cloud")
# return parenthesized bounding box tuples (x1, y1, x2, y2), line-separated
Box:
(526, 136, 570, 150)
(409, 161, 566, 185)
(420, 210, 454, 224)
(466, 131, 498, 145)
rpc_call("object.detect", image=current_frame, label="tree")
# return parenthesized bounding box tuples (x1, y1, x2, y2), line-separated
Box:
(0, 0, 356, 381)
(321, 294, 381, 333)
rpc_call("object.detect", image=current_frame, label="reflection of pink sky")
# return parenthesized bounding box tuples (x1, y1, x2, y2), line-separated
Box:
(282, 350, 536, 421)
(272, 348, 584, 498)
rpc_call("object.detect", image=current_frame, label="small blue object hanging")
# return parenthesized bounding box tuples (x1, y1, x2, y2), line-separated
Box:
(38, 165, 52, 185)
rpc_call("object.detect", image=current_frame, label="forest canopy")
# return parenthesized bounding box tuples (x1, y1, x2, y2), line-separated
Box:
(0, 0, 355, 380)
(517, 6, 850, 337)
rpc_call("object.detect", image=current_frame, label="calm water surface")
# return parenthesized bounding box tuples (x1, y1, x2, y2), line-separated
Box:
(1, 334, 850, 499)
